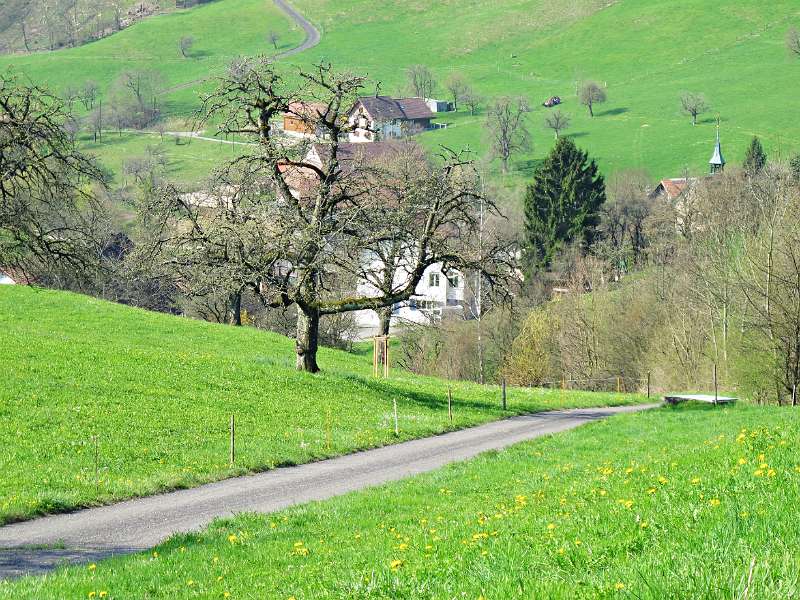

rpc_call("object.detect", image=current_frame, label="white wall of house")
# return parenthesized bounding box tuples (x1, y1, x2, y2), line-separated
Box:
(353, 260, 468, 337)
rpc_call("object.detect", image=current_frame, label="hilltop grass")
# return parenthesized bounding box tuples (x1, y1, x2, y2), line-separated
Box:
(4, 0, 800, 185)
(4, 403, 800, 598)
(0, 286, 644, 524)
(287, 0, 800, 181)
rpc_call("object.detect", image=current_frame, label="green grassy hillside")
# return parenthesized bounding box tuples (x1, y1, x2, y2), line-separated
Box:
(0, 286, 642, 524)
(6, 403, 800, 598)
(289, 0, 800, 180)
(3, 0, 799, 186)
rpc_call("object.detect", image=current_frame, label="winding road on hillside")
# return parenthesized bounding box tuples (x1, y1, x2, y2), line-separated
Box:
(272, 0, 321, 58)
(0, 403, 659, 579)
(160, 0, 320, 95)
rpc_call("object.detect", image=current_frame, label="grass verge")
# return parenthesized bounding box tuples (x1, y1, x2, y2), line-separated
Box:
(3, 403, 797, 598)
(0, 286, 644, 524)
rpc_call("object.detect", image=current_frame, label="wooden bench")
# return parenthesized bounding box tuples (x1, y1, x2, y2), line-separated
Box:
(663, 394, 737, 405)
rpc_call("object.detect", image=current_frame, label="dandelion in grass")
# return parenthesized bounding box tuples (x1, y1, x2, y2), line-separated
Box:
(390, 559, 404, 572)
(615, 582, 626, 590)
(546, 523, 556, 531)
(709, 498, 721, 507)
(88, 563, 97, 571)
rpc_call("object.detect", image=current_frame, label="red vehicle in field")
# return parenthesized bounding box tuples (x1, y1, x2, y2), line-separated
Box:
(543, 96, 562, 108)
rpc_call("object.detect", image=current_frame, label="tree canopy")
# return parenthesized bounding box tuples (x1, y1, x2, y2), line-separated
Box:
(523, 138, 606, 271)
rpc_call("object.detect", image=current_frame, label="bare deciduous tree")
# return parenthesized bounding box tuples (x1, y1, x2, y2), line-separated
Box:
(461, 86, 483, 116)
(679, 91, 709, 126)
(579, 80, 607, 117)
(78, 80, 99, 110)
(544, 109, 570, 139)
(444, 73, 467, 111)
(485, 96, 531, 173)
(406, 64, 437, 99)
(268, 30, 280, 50)
(0, 72, 108, 280)
(139, 59, 515, 373)
(179, 35, 194, 58)
(787, 27, 800, 57)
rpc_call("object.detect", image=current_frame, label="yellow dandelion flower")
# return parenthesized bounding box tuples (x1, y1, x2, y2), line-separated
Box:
(646, 487, 657, 494)
(187, 580, 194, 587)
(640, 521, 649, 529)
(228, 534, 238, 544)
(557, 547, 565, 555)
(767, 469, 776, 477)
(99, 593, 107, 599)
(390, 559, 404, 572)
(546, 523, 556, 531)
(754, 469, 764, 477)
(615, 582, 626, 590)
(691, 477, 701, 484)
(88, 593, 96, 599)
(398, 543, 408, 551)
(738, 458, 747, 465)
(658, 476, 668, 485)
(574, 539, 583, 546)
(88, 564, 97, 571)
(709, 498, 721, 507)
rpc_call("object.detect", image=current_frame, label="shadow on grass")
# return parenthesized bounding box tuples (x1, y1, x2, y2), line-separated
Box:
(330, 372, 503, 413)
(597, 107, 629, 116)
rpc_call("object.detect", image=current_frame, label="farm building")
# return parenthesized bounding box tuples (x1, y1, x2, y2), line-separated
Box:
(282, 101, 329, 139)
(347, 96, 435, 142)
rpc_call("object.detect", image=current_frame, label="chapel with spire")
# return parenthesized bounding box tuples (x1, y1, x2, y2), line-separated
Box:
(709, 119, 725, 174)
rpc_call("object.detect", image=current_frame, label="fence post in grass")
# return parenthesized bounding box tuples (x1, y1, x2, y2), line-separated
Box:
(448, 387, 453, 423)
(713, 364, 718, 405)
(393, 399, 399, 436)
(502, 378, 507, 411)
(229, 414, 235, 466)
(93, 435, 99, 490)
(793, 384, 798, 407)
(616, 376, 621, 394)
(647, 372, 651, 399)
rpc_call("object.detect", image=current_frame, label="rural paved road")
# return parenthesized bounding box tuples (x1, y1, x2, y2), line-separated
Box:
(273, 0, 321, 59)
(0, 403, 659, 579)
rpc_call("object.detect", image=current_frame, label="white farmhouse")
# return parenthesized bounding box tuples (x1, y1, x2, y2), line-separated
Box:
(347, 96, 435, 143)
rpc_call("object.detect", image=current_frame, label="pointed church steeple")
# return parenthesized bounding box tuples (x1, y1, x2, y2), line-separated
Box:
(709, 118, 725, 174)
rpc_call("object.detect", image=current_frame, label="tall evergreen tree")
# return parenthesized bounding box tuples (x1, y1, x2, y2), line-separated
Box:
(743, 136, 767, 177)
(523, 138, 606, 270)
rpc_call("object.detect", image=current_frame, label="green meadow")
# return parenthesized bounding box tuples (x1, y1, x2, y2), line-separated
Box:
(4, 403, 799, 598)
(3, 0, 800, 186)
(0, 286, 644, 524)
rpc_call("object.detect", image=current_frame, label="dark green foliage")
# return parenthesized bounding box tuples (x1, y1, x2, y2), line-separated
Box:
(523, 138, 606, 270)
(789, 154, 800, 182)
(743, 136, 767, 176)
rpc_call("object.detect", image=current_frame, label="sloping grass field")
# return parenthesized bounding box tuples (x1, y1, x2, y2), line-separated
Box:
(3, 403, 799, 598)
(0, 286, 644, 525)
(3, 0, 800, 185)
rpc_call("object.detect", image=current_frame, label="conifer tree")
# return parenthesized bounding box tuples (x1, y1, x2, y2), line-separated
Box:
(523, 138, 606, 271)
(743, 136, 767, 177)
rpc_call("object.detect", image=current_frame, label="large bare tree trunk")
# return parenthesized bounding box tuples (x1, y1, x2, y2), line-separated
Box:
(296, 308, 320, 373)
(229, 291, 242, 326)
(378, 307, 391, 336)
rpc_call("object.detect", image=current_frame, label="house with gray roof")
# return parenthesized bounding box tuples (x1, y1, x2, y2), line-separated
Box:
(347, 96, 435, 143)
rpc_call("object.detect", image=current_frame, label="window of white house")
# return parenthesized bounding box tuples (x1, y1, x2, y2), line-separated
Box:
(428, 273, 440, 287)
(447, 274, 460, 288)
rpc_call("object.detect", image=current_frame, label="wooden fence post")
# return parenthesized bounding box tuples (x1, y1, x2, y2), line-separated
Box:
(647, 372, 651, 399)
(793, 384, 797, 407)
(229, 414, 235, 465)
(713, 364, 718, 405)
(393, 399, 399, 436)
(502, 379, 507, 411)
(93, 435, 99, 490)
(448, 387, 453, 422)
